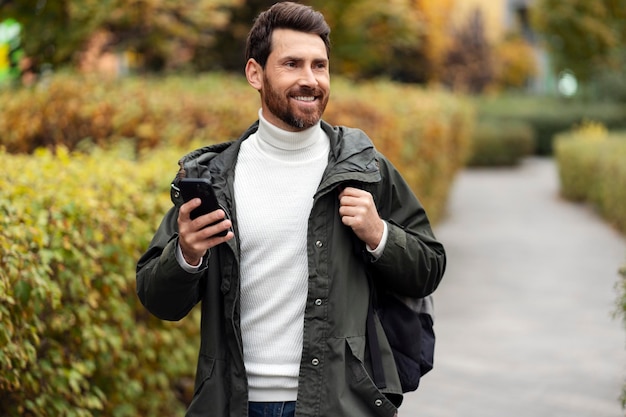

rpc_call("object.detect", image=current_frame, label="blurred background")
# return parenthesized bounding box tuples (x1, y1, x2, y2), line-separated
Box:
(1, 1, 625, 416)
(2, 0, 625, 98)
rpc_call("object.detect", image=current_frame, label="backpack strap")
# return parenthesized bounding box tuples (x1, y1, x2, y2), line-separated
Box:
(366, 274, 388, 390)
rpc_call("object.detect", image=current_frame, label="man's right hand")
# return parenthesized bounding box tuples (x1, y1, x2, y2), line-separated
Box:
(177, 198, 233, 266)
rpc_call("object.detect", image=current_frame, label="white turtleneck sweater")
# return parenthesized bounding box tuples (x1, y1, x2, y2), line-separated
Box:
(234, 110, 330, 401)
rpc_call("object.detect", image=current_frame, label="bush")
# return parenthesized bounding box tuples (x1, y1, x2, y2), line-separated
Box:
(0, 73, 474, 222)
(0, 72, 258, 153)
(557, 124, 626, 407)
(619, 263, 626, 408)
(475, 94, 626, 155)
(466, 119, 535, 166)
(555, 123, 626, 232)
(0, 74, 473, 415)
(0, 146, 198, 417)
(326, 79, 474, 222)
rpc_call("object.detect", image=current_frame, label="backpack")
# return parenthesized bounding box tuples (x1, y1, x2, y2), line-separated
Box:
(343, 176, 436, 395)
(366, 286, 436, 393)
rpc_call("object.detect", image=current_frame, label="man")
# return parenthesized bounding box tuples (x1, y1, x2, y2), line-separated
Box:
(136, 2, 446, 417)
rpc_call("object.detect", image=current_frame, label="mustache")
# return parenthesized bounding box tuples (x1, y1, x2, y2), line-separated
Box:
(290, 86, 324, 97)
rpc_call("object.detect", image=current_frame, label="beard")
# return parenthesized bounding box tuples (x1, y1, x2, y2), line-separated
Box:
(262, 73, 328, 130)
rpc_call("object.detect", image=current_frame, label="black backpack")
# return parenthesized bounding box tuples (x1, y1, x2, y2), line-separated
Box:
(366, 287, 436, 393)
(343, 178, 437, 396)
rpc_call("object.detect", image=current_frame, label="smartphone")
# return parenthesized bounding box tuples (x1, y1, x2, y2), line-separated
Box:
(177, 178, 228, 237)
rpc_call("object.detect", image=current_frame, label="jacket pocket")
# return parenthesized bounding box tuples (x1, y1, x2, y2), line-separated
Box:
(345, 337, 399, 417)
(186, 354, 228, 417)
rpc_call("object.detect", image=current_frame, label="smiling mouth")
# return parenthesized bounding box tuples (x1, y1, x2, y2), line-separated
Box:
(293, 96, 316, 102)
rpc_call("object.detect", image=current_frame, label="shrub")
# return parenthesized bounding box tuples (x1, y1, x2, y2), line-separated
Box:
(475, 94, 626, 155)
(557, 123, 626, 408)
(467, 118, 535, 166)
(619, 263, 626, 407)
(326, 79, 474, 222)
(0, 73, 474, 222)
(0, 72, 258, 153)
(0, 145, 198, 417)
(555, 123, 626, 232)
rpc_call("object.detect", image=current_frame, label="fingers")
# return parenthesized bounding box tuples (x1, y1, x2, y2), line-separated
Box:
(338, 187, 376, 224)
(178, 197, 201, 221)
(179, 198, 228, 231)
(339, 186, 384, 249)
(178, 199, 233, 263)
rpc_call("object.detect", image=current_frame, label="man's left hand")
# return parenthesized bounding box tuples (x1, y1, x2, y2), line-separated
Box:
(338, 187, 384, 250)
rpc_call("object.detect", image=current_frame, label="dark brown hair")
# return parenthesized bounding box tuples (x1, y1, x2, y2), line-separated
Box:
(245, 2, 331, 68)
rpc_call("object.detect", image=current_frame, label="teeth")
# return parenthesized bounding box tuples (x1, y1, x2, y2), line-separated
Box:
(294, 96, 315, 102)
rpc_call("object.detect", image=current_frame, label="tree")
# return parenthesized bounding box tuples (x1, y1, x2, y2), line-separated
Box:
(203, 0, 428, 81)
(0, 0, 243, 71)
(410, 0, 455, 84)
(531, 0, 626, 82)
(311, 0, 424, 80)
(442, 8, 495, 93)
(492, 34, 537, 90)
(196, 0, 275, 72)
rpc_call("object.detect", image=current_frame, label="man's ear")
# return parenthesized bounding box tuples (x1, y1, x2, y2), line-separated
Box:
(245, 59, 263, 91)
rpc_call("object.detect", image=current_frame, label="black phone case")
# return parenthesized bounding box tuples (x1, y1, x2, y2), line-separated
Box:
(178, 178, 228, 237)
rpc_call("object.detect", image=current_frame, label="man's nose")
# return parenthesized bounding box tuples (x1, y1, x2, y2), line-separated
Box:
(298, 66, 319, 86)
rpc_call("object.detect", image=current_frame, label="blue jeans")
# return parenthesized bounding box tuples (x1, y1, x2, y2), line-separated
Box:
(248, 401, 296, 417)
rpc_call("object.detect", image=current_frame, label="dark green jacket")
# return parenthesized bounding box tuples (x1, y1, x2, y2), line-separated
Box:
(136, 121, 446, 417)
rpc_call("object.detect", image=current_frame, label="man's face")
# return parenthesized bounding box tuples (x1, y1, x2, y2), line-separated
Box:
(257, 29, 330, 132)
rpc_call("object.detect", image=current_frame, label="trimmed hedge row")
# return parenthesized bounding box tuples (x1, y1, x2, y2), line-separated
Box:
(0, 72, 258, 154)
(620, 264, 626, 407)
(325, 79, 474, 222)
(0, 73, 474, 223)
(0, 146, 196, 417)
(554, 125, 626, 233)
(466, 118, 535, 167)
(555, 124, 626, 408)
(475, 95, 626, 155)
(0, 74, 473, 416)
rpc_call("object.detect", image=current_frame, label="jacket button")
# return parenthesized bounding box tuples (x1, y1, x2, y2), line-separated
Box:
(315, 240, 323, 248)
(374, 399, 383, 407)
(311, 358, 320, 366)
(315, 298, 323, 306)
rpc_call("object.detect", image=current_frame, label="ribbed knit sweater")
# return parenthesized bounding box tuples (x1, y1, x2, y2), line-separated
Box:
(234, 110, 330, 401)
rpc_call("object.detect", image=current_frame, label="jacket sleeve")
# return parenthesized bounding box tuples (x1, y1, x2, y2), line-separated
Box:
(369, 155, 446, 298)
(135, 205, 207, 321)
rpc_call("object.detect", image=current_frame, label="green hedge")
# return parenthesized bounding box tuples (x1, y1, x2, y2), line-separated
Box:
(556, 125, 626, 409)
(0, 72, 258, 153)
(325, 78, 474, 222)
(466, 118, 535, 167)
(620, 263, 626, 408)
(554, 127, 626, 232)
(0, 74, 473, 416)
(0, 73, 474, 223)
(475, 95, 626, 155)
(0, 146, 198, 417)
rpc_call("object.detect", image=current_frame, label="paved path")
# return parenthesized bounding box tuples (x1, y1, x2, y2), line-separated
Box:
(400, 158, 626, 417)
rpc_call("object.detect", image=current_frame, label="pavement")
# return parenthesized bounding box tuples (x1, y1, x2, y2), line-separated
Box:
(399, 157, 626, 417)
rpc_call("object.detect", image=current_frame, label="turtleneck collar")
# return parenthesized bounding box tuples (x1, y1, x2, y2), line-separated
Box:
(256, 109, 325, 153)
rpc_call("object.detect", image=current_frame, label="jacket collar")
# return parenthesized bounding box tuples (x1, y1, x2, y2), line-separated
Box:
(176, 119, 381, 194)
